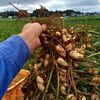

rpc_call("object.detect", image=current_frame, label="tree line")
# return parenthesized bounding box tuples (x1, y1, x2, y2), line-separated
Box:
(0, 7, 98, 18)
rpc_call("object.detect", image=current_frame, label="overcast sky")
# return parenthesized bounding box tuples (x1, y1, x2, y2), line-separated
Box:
(0, 0, 100, 13)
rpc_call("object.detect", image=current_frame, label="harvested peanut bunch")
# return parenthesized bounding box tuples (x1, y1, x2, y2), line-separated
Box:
(21, 16, 100, 100)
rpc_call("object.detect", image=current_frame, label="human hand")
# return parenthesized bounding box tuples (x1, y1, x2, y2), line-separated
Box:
(18, 23, 46, 54)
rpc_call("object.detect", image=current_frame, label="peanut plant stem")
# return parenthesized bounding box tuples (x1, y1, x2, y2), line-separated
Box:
(87, 52, 100, 58)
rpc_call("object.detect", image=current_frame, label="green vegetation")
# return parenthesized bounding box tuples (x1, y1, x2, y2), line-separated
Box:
(0, 18, 31, 69)
(65, 16, 100, 32)
(65, 16, 100, 50)
(0, 16, 100, 69)
(0, 19, 29, 42)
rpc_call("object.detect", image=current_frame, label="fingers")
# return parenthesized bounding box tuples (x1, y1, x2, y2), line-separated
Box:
(22, 22, 47, 37)
(41, 24, 47, 32)
(30, 38, 41, 54)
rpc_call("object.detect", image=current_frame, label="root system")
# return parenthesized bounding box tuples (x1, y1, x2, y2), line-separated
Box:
(21, 16, 100, 100)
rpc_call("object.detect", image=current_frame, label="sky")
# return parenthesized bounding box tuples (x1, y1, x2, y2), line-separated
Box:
(0, 0, 100, 13)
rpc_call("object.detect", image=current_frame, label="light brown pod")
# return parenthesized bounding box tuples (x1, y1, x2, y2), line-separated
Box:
(60, 17, 64, 19)
(89, 68, 98, 75)
(73, 62, 79, 67)
(70, 50, 84, 60)
(82, 96, 86, 100)
(65, 43, 75, 51)
(86, 34, 92, 43)
(59, 69, 67, 83)
(44, 54, 50, 67)
(55, 44, 66, 57)
(60, 85, 66, 95)
(56, 31, 61, 36)
(30, 91, 34, 97)
(80, 45, 86, 51)
(44, 59, 49, 67)
(66, 33, 72, 39)
(48, 93, 55, 100)
(37, 84, 45, 92)
(57, 57, 69, 67)
(92, 75, 100, 82)
(66, 94, 76, 100)
(36, 76, 44, 84)
(87, 43, 93, 48)
(90, 75, 100, 86)
(62, 28, 68, 34)
(34, 63, 42, 70)
(86, 34, 93, 48)
(63, 82, 68, 87)
(44, 40, 49, 44)
(79, 95, 86, 100)
(61, 68, 67, 73)
(76, 45, 86, 54)
(28, 64, 33, 70)
(60, 75, 66, 82)
(45, 53, 50, 59)
(35, 53, 42, 59)
(70, 27, 74, 34)
(62, 35, 68, 42)
(75, 48, 84, 54)
(91, 94, 99, 100)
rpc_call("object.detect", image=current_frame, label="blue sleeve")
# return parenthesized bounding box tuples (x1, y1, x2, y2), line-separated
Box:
(0, 35, 30, 99)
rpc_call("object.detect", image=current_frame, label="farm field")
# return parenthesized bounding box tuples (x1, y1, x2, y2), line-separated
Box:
(65, 16, 100, 46)
(0, 16, 100, 69)
(65, 16, 100, 32)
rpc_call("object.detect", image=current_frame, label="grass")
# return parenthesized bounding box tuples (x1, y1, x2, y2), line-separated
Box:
(0, 19, 29, 41)
(0, 18, 32, 69)
(0, 16, 100, 69)
(65, 16, 100, 32)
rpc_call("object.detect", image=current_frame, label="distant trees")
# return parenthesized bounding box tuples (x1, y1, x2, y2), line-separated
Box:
(32, 9, 82, 17)
(63, 10, 75, 16)
(0, 11, 18, 18)
(0, 7, 99, 18)
(8, 11, 18, 16)
(0, 12, 8, 18)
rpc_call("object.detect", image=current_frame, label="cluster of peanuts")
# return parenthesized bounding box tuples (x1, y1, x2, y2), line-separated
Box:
(55, 29, 86, 61)
(34, 28, 86, 91)
(22, 26, 100, 100)
(59, 68, 68, 95)
(90, 75, 100, 86)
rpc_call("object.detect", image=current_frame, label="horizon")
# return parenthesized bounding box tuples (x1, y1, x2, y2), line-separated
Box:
(0, 9, 100, 14)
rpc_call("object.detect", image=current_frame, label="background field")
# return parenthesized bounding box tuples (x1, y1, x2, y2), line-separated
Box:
(0, 16, 100, 69)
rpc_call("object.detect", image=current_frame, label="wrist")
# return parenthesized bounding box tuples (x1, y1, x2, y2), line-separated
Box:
(18, 33, 40, 54)
(18, 33, 33, 54)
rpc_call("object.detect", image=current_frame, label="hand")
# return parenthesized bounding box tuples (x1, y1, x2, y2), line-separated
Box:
(18, 23, 46, 54)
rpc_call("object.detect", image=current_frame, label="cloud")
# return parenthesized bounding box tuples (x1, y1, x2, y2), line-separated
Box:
(0, 0, 48, 6)
(0, 0, 100, 12)
(42, 0, 66, 11)
(66, 0, 100, 12)
(66, 0, 99, 6)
